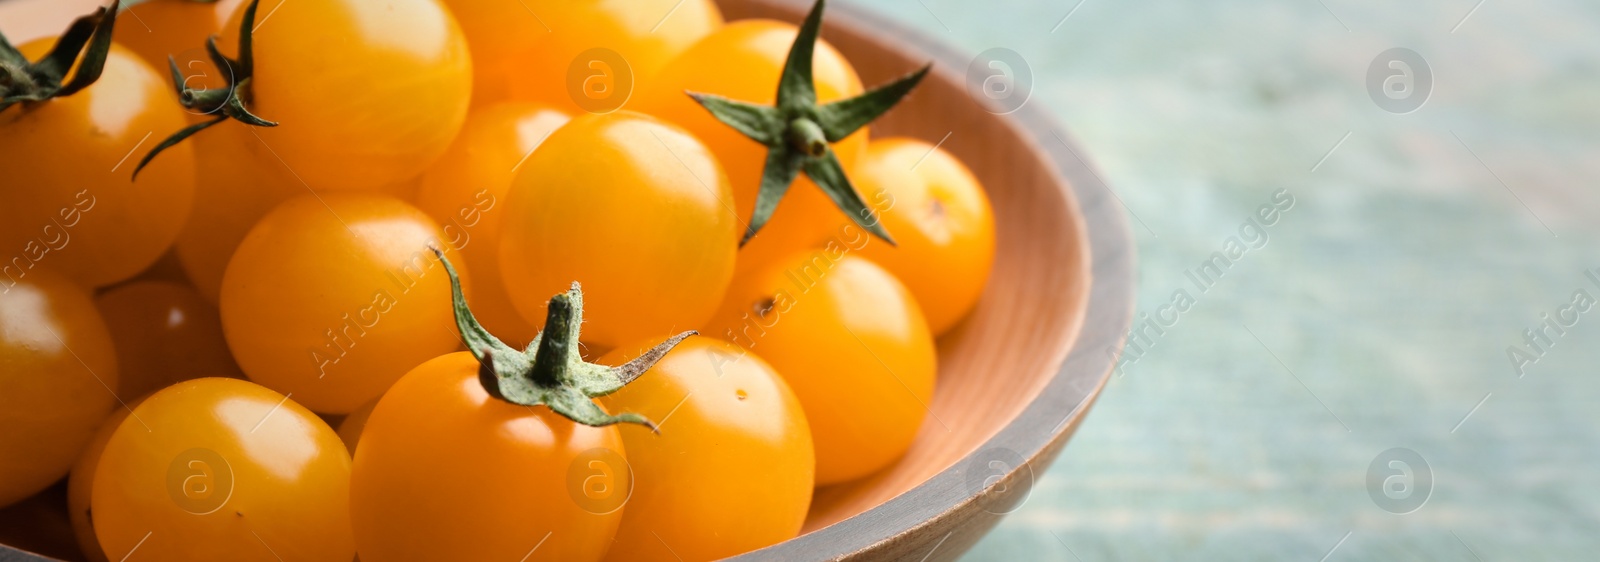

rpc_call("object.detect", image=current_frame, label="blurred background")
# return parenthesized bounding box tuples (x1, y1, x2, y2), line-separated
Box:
(844, 0, 1600, 559)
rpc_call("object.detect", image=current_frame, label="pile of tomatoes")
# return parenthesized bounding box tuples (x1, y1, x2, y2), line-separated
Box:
(0, 0, 996, 560)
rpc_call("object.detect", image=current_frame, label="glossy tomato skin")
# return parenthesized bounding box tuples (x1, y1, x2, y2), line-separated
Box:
(416, 102, 569, 347)
(598, 336, 813, 561)
(113, 0, 242, 94)
(851, 138, 996, 335)
(174, 122, 303, 302)
(351, 352, 628, 562)
(0, 41, 195, 288)
(68, 396, 144, 562)
(220, 0, 472, 190)
(91, 378, 354, 561)
(219, 193, 466, 414)
(95, 281, 242, 399)
(633, 20, 867, 274)
(705, 252, 936, 485)
(491, 0, 723, 111)
(0, 268, 119, 508)
(499, 111, 738, 350)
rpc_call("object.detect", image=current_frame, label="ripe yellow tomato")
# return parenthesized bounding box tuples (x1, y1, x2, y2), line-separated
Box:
(851, 138, 996, 335)
(597, 336, 813, 561)
(492, 0, 723, 111)
(91, 378, 355, 561)
(95, 281, 242, 399)
(68, 396, 143, 562)
(634, 19, 867, 274)
(499, 111, 737, 350)
(113, 0, 241, 91)
(0, 40, 195, 288)
(0, 267, 119, 509)
(218, 0, 472, 190)
(336, 397, 378, 454)
(351, 352, 628, 562)
(706, 252, 935, 484)
(220, 193, 466, 414)
(172, 122, 302, 301)
(416, 101, 569, 347)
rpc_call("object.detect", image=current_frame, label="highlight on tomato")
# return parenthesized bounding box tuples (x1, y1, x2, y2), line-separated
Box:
(219, 193, 465, 414)
(0, 267, 119, 509)
(350, 251, 691, 562)
(415, 101, 570, 347)
(498, 110, 739, 351)
(633, 0, 928, 274)
(90, 378, 355, 561)
(851, 137, 996, 335)
(705, 251, 937, 485)
(598, 336, 814, 561)
(137, 0, 472, 191)
(1, 2, 196, 288)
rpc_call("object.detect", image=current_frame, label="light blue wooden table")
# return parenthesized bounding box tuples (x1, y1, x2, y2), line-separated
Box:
(847, 0, 1600, 559)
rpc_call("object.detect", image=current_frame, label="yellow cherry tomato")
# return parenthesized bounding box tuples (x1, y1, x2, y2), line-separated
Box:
(499, 111, 737, 350)
(0, 267, 119, 509)
(336, 397, 377, 454)
(68, 395, 144, 562)
(416, 101, 569, 347)
(597, 336, 813, 561)
(173, 122, 301, 302)
(634, 19, 867, 274)
(851, 137, 996, 335)
(91, 378, 355, 561)
(113, 0, 242, 93)
(218, 0, 472, 190)
(220, 193, 466, 414)
(491, 0, 723, 111)
(95, 281, 242, 399)
(705, 252, 936, 484)
(0, 40, 195, 288)
(351, 352, 628, 562)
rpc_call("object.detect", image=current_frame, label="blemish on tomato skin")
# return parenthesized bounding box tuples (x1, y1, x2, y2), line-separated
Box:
(753, 298, 776, 318)
(735, 389, 748, 401)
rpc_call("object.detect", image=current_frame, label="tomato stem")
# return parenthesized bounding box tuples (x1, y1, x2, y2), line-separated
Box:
(787, 118, 828, 157)
(431, 248, 692, 431)
(134, 0, 277, 179)
(685, 0, 930, 247)
(0, 1, 121, 113)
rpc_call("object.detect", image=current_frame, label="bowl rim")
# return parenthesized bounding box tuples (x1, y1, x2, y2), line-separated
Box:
(725, 0, 1137, 559)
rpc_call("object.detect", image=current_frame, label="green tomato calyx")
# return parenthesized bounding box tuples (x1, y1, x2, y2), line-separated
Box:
(133, 0, 277, 179)
(433, 248, 691, 432)
(0, 0, 121, 113)
(685, 0, 930, 247)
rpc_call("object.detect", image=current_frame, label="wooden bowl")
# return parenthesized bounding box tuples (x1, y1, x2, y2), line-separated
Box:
(0, 0, 1133, 560)
(715, 1, 1134, 559)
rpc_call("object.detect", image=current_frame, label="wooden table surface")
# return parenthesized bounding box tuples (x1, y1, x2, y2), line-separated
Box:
(842, 0, 1600, 560)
